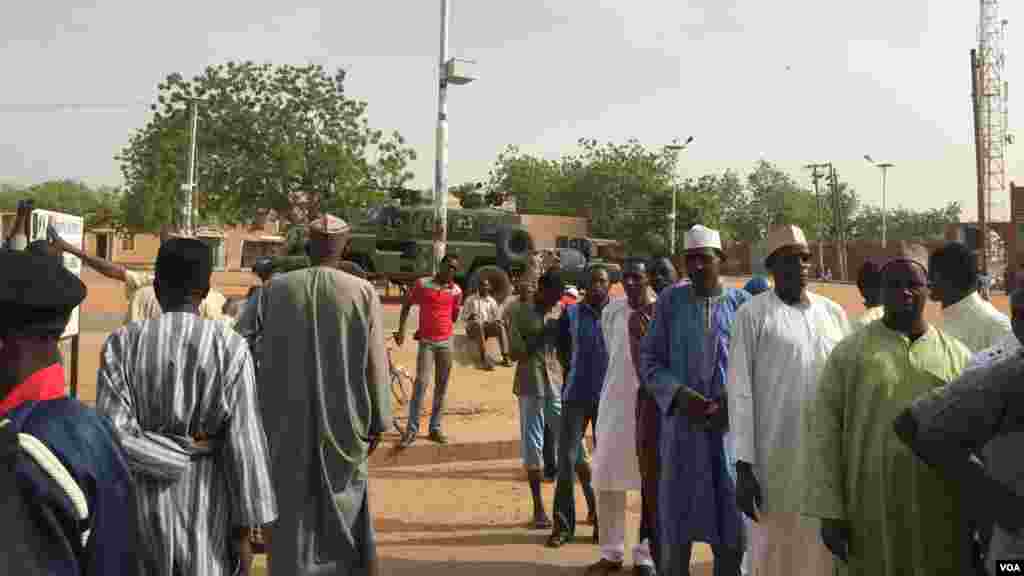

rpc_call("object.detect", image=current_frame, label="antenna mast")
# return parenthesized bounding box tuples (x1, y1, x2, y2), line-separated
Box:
(977, 0, 1009, 270)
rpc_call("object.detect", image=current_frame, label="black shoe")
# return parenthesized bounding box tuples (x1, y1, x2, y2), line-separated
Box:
(398, 431, 417, 449)
(631, 565, 655, 576)
(584, 558, 623, 575)
(428, 430, 449, 445)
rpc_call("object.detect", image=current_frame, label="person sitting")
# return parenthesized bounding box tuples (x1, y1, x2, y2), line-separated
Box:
(462, 278, 511, 370)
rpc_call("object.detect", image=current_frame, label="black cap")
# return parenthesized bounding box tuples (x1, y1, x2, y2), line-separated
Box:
(0, 251, 86, 336)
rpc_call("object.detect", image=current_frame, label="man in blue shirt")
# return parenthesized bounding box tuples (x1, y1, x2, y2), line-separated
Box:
(548, 266, 611, 548)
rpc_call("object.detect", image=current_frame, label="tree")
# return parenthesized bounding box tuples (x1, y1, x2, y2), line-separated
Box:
(485, 145, 567, 214)
(849, 202, 961, 241)
(117, 62, 417, 233)
(0, 180, 123, 228)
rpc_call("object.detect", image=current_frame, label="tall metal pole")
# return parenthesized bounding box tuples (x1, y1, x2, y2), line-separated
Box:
(971, 48, 989, 273)
(669, 184, 676, 256)
(432, 0, 451, 275)
(812, 170, 824, 273)
(184, 99, 198, 236)
(880, 165, 889, 249)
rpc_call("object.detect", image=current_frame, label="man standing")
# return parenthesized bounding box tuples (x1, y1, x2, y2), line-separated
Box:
(234, 256, 277, 373)
(588, 258, 657, 575)
(1, 250, 139, 575)
(462, 277, 511, 370)
(48, 230, 227, 323)
(930, 241, 1011, 353)
(641, 225, 749, 575)
(853, 257, 885, 330)
(894, 287, 1024, 576)
(397, 254, 462, 447)
(727, 224, 849, 576)
(508, 270, 566, 530)
(806, 245, 972, 575)
(636, 256, 678, 569)
(96, 237, 276, 576)
(258, 214, 390, 576)
(547, 267, 610, 548)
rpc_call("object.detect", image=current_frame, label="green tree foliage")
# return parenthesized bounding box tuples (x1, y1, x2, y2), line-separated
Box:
(0, 180, 122, 228)
(117, 62, 416, 233)
(849, 202, 961, 241)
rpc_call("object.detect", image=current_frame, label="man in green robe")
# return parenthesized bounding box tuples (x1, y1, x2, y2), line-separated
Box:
(805, 245, 973, 576)
(258, 214, 391, 576)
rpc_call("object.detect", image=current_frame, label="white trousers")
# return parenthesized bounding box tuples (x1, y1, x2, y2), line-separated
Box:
(597, 490, 654, 566)
(749, 512, 835, 576)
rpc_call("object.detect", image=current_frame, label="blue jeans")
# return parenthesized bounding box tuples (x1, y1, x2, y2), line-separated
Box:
(552, 400, 599, 537)
(518, 395, 561, 470)
(406, 338, 452, 435)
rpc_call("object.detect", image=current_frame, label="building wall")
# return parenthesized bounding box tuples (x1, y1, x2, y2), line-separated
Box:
(521, 214, 590, 248)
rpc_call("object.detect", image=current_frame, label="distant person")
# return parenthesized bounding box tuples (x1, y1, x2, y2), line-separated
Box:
(461, 278, 511, 370)
(0, 250, 139, 575)
(807, 245, 972, 575)
(649, 257, 681, 295)
(235, 256, 277, 372)
(396, 254, 463, 447)
(508, 269, 567, 529)
(742, 276, 771, 297)
(3, 198, 32, 250)
(978, 271, 994, 301)
(257, 214, 390, 576)
(930, 241, 1010, 353)
(561, 285, 580, 307)
(853, 257, 885, 330)
(96, 237, 277, 576)
(47, 229, 228, 323)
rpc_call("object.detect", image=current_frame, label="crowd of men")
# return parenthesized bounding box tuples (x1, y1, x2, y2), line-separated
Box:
(3, 197, 1024, 576)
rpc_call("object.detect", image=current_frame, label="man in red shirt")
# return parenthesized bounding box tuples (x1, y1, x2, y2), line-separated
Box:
(396, 254, 463, 447)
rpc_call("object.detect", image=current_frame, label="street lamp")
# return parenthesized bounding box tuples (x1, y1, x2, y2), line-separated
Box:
(179, 97, 202, 236)
(804, 162, 832, 276)
(665, 136, 695, 256)
(432, 0, 477, 274)
(864, 155, 894, 249)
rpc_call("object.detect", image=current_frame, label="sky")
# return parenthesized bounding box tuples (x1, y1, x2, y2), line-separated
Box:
(2, 0, 1023, 221)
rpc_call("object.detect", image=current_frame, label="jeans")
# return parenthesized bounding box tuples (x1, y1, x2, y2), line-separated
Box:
(517, 395, 561, 470)
(552, 400, 599, 537)
(406, 338, 453, 435)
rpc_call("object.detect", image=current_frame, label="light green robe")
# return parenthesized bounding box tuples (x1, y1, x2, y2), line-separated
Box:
(806, 321, 972, 576)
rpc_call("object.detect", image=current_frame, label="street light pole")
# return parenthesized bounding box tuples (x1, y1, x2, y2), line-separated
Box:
(804, 162, 831, 276)
(182, 98, 199, 236)
(432, 0, 451, 276)
(865, 155, 894, 249)
(665, 136, 694, 256)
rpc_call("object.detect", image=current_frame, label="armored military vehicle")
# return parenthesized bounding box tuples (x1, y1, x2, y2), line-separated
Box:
(343, 202, 536, 302)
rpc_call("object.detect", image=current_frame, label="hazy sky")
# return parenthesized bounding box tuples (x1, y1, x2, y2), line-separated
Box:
(2, 0, 1022, 220)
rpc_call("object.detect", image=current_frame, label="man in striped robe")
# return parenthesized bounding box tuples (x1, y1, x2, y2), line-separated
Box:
(96, 237, 277, 576)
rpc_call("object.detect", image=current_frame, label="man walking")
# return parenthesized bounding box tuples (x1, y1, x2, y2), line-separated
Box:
(257, 214, 391, 576)
(547, 267, 610, 548)
(508, 270, 567, 530)
(397, 254, 463, 447)
(806, 245, 972, 575)
(1, 250, 139, 575)
(930, 241, 1011, 352)
(96, 237, 277, 576)
(462, 277, 511, 370)
(727, 224, 849, 576)
(636, 257, 677, 569)
(587, 258, 657, 575)
(641, 225, 749, 575)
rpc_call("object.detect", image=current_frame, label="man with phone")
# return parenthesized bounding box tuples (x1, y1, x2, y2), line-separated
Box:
(638, 225, 749, 575)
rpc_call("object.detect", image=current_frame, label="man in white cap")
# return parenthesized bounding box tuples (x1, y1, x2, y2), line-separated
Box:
(807, 244, 972, 575)
(639, 225, 750, 575)
(726, 224, 849, 576)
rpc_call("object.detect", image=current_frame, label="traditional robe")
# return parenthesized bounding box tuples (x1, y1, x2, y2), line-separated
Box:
(806, 321, 972, 576)
(726, 289, 849, 576)
(593, 298, 643, 491)
(96, 313, 277, 576)
(259, 266, 391, 576)
(939, 292, 1011, 353)
(640, 284, 749, 574)
(852, 305, 884, 331)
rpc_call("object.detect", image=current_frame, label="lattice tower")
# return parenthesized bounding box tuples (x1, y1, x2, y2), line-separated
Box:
(978, 0, 1009, 222)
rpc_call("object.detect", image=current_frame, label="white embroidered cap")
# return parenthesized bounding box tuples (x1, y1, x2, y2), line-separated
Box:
(684, 225, 722, 251)
(765, 225, 809, 263)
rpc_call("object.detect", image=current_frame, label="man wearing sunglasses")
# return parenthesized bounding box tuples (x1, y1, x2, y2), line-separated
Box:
(726, 225, 850, 576)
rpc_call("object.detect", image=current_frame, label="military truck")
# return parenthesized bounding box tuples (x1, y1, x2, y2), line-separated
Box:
(342, 203, 536, 302)
(555, 236, 624, 285)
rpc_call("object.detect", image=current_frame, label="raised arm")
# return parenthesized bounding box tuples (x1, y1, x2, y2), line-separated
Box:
(94, 333, 191, 482)
(50, 229, 128, 282)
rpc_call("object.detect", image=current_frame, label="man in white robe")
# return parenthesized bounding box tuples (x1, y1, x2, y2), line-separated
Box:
(588, 258, 657, 575)
(930, 241, 1011, 353)
(727, 225, 850, 576)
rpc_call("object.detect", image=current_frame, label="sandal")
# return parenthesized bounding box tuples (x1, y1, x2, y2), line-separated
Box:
(546, 532, 571, 548)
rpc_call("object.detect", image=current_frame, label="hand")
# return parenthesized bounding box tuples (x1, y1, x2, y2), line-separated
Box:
(704, 399, 729, 432)
(367, 434, 381, 456)
(394, 331, 405, 347)
(820, 518, 851, 562)
(735, 461, 762, 522)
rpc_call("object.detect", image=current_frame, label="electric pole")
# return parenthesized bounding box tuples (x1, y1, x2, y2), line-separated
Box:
(181, 98, 199, 236)
(805, 162, 831, 275)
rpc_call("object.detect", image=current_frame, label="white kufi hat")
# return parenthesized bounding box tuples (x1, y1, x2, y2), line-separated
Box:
(684, 225, 722, 251)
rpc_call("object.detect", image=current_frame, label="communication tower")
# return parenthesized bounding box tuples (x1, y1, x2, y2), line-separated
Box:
(978, 0, 1009, 222)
